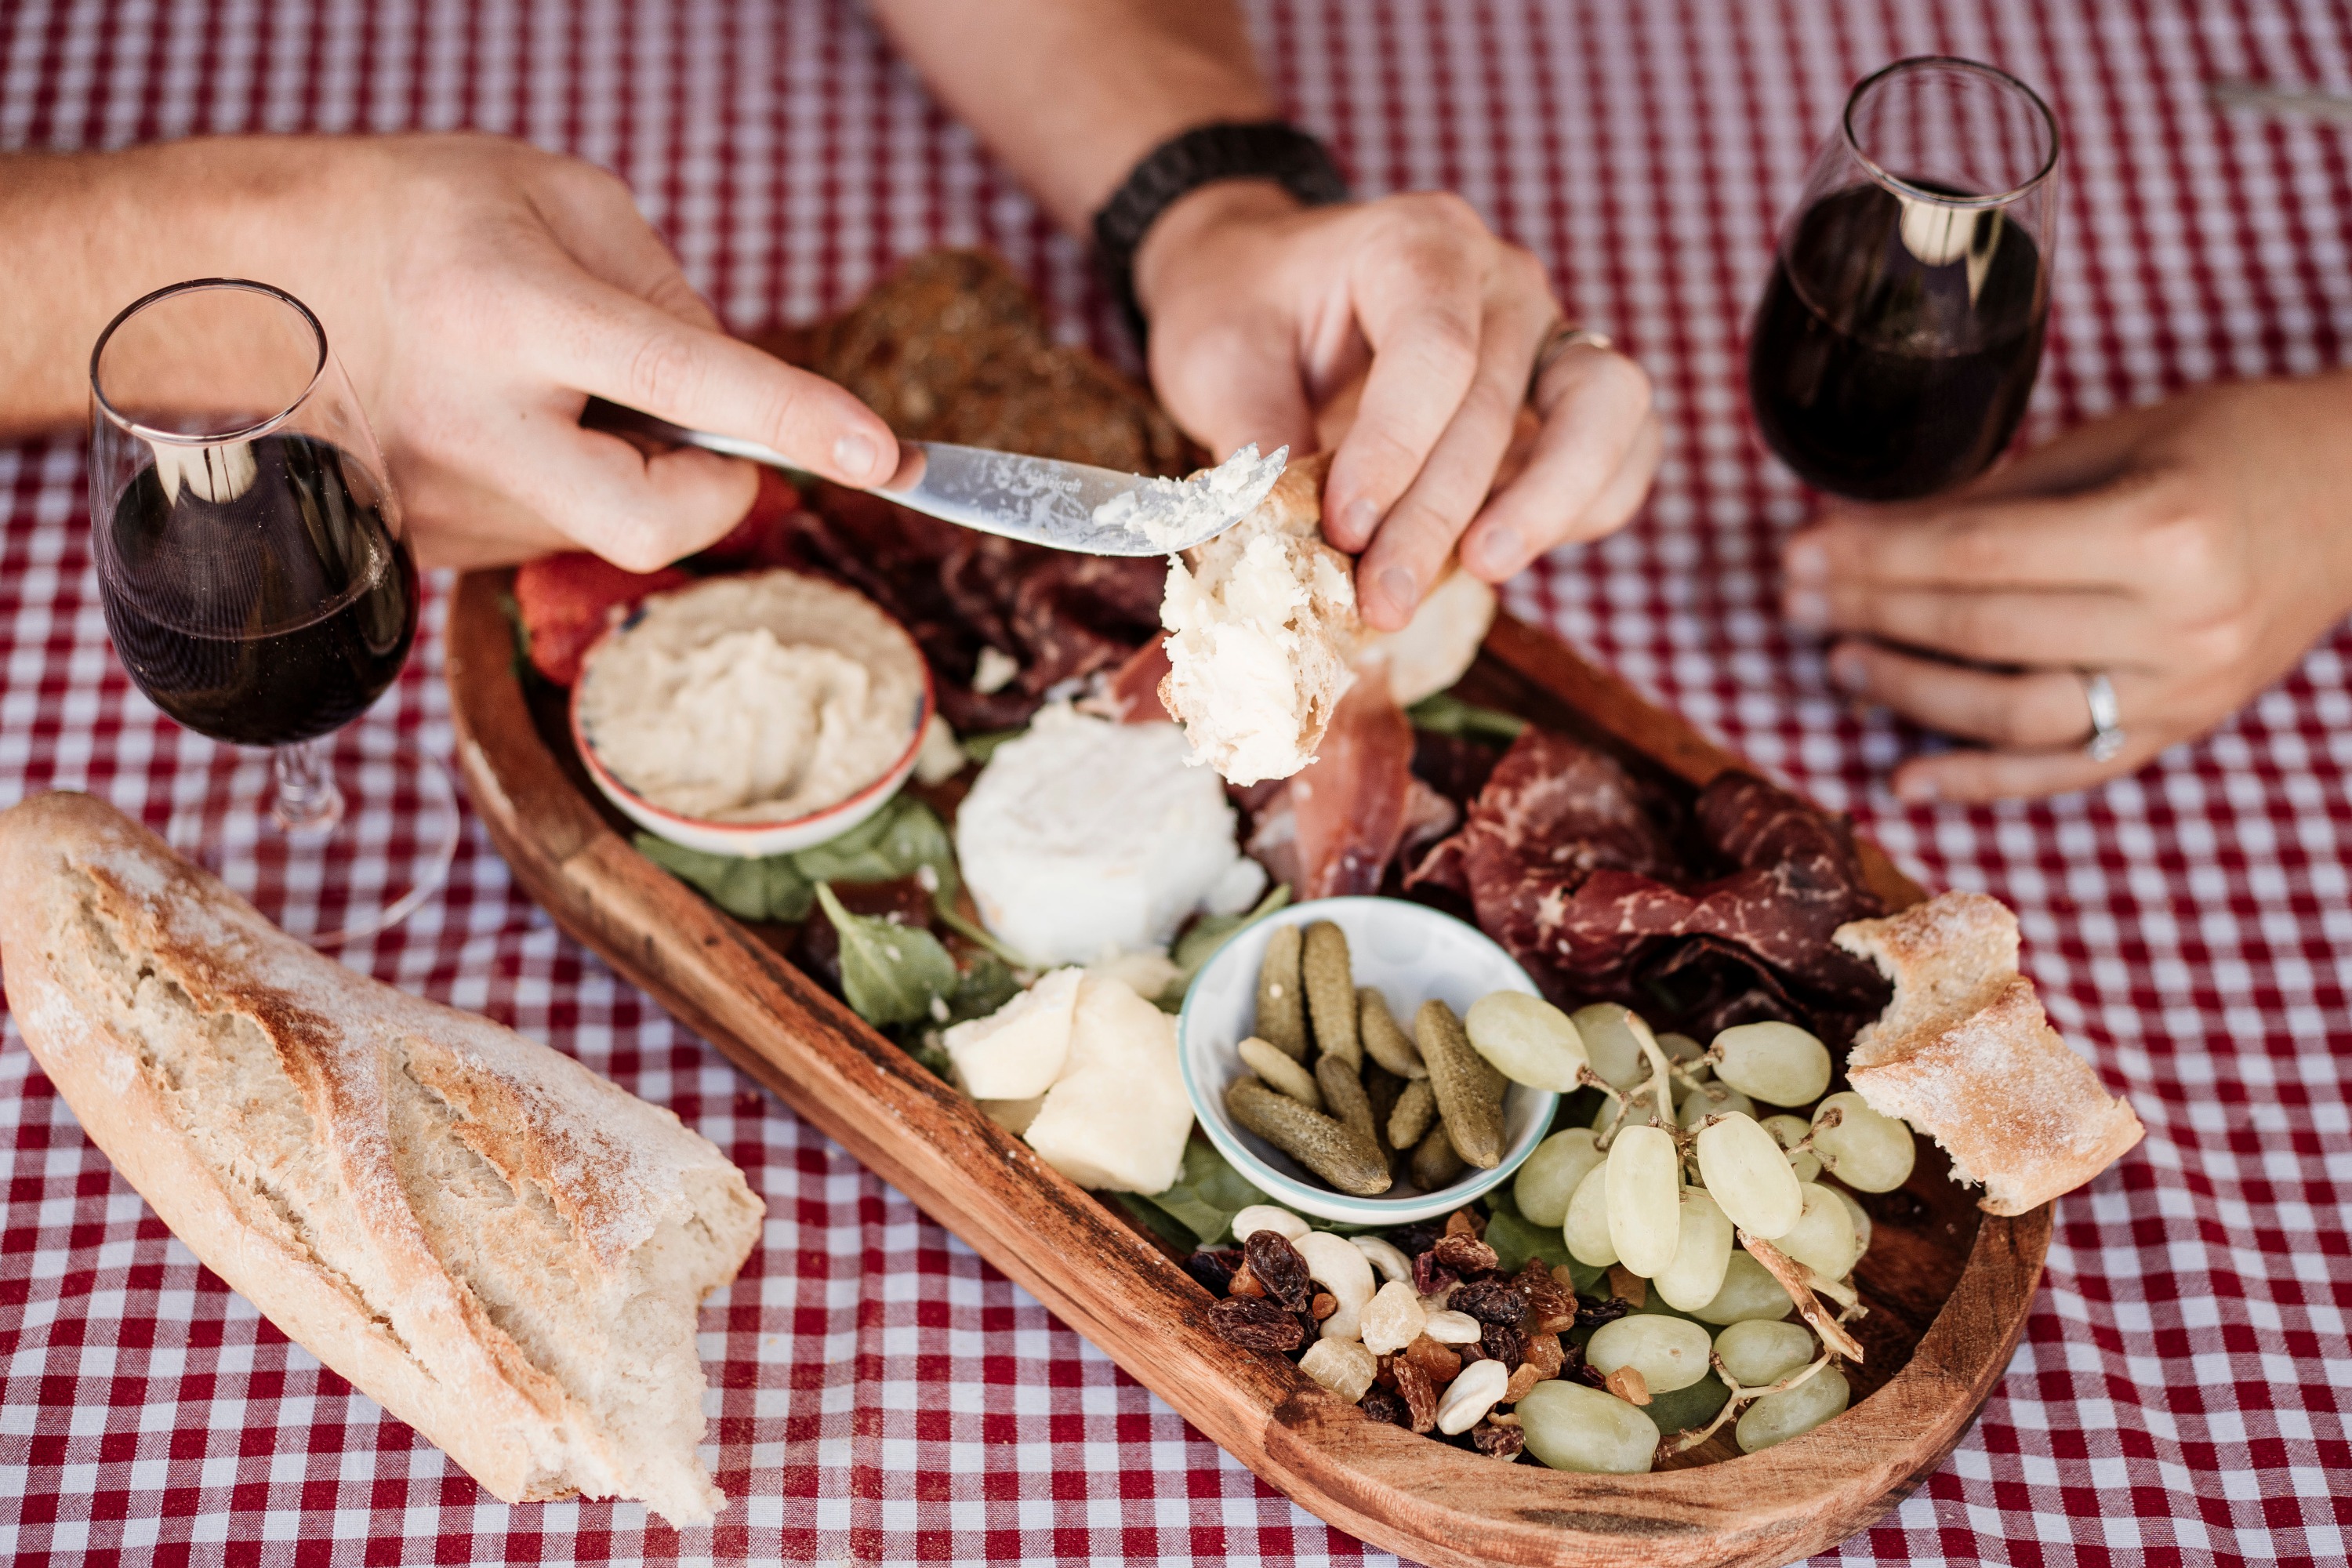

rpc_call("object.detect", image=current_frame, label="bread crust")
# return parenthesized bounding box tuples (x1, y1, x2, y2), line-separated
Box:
(1835, 891, 2143, 1216)
(0, 793, 764, 1523)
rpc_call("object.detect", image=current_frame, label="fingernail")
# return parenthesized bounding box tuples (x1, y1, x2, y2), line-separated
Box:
(1826, 646, 1868, 693)
(1785, 538, 1827, 583)
(1474, 524, 1523, 575)
(1784, 589, 1828, 630)
(1341, 498, 1383, 545)
(1378, 565, 1419, 617)
(833, 432, 881, 482)
(1893, 773, 1940, 804)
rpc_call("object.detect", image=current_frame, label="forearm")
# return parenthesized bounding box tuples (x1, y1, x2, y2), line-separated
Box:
(865, 0, 1276, 234)
(0, 141, 343, 438)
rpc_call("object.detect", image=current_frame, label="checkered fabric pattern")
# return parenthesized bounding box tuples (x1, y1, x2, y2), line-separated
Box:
(2, 1, 2347, 1562)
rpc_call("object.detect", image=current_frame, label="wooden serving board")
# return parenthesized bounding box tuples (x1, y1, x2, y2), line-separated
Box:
(445, 572, 2048, 1568)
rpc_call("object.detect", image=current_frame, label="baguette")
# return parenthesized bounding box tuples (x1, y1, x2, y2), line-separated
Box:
(1835, 891, 2143, 1216)
(0, 793, 764, 1525)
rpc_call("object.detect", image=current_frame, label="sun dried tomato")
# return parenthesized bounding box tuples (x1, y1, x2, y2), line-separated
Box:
(1209, 1297, 1305, 1352)
(1243, 1229, 1314, 1312)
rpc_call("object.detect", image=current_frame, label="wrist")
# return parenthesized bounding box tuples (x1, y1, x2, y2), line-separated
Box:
(1132, 180, 1301, 321)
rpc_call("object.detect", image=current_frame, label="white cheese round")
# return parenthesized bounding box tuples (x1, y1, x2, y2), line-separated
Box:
(955, 704, 1265, 965)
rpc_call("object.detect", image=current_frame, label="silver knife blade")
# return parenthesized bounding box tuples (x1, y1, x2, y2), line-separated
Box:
(580, 397, 1276, 556)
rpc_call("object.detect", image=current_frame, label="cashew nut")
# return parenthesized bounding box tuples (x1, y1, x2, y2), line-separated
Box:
(1230, 1205, 1309, 1243)
(1351, 1234, 1414, 1283)
(1421, 1308, 1483, 1345)
(1293, 1230, 1377, 1341)
(1436, 1356, 1510, 1434)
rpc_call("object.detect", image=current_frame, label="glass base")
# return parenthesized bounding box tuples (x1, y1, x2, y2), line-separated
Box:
(165, 724, 459, 949)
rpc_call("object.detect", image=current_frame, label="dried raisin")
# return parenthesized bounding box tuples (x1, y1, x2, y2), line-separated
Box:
(1503, 1361, 1545, 1403)
(1360, 1387, 1413, 1429)
(1392, 1358, 1439, 1434)
(1398, 1333, 1462, 1388)
(1450, 1279, 1526, 1326)
(1431, 1232, 1500, 1274)
(1471, 1421, 1526, 1459)
(1517, 1261, 1577, 1334)
(1522, 1330, 1565, 1382)
(1209, 1297, 1306, 1352)
(1481, 1319, 1526, 1369)
(1310, 1291, 1337, 1322)
(1411, 1250, 1458, 1298)
(1226, 1261, 1267, 1300)
(1443, 1207, 1486, 1240)
(1243, 1229, 1314, 1312)
(1182, 1250, 1238, 1297)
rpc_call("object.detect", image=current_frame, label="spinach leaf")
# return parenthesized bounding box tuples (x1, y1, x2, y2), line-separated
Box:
(636, 833, 814, 921)
(1483, 1185, 1577, 1276)
(1145, 1138, 1271, 1246)
(961, 727, 1027, 766)
(944, 949, 1024, 1025)
(1407, 691, 1527, 743)
(1158, 884, 1293, 1009)
(795, 796, 959, 897)
(816, 883, 959, 1026)
(1642, 1370, 1732, 1439)
(1110, 1192, 1204, 1254)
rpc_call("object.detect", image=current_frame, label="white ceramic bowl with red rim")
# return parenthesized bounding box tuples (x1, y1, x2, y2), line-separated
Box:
(568, 572, 936, 859)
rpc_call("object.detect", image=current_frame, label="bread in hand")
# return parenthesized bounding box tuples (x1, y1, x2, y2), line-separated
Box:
(0, 793, 764, 1525)
(1835, 891, 2143, 1217)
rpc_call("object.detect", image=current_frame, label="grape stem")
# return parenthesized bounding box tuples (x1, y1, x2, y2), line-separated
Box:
(1668, 1350, 1838, 1454)
(1635, 1028, 1677, 1127)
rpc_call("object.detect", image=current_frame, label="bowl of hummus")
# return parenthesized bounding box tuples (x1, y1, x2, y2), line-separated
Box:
(571, 569, 935, 858)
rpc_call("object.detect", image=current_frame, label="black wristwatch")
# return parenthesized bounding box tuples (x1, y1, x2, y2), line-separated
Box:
(1092, 120, 1351, 342)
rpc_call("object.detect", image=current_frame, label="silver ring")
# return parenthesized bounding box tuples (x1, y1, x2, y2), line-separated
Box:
(2082, 671, 2125, 762)
(1529, 320, 1613, 401)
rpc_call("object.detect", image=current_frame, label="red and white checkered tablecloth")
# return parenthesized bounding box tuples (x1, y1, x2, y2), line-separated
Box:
(4, 2, 2348, 1563)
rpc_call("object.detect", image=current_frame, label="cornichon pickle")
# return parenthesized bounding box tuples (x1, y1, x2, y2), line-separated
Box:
(1301, 922, 1360, 1069)
(1255, 927, 1308, 1061)
(1388, 1079, 1437, 1150)
(1316, 1053, 1380, 1149)
(1410, 1120, 1468, 1190)
(1238, 1035, 1322, 1110)
(1363, 1061, 1406, 1145)
(1358, 987, 1427, 1080)
(1229, 1079, 1392, 1196)
(1415, 999, 1504, 1168)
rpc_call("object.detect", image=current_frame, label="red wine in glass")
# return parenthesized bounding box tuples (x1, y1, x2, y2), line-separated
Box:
(1748, 58, 2060, 502)
(89, 278, 455, 946)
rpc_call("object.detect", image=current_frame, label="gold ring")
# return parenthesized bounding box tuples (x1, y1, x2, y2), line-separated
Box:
(1529, 320, 1614, 401)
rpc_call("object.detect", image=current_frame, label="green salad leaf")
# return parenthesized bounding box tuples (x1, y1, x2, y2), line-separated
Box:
(943, 949, 1024, 1026)
(633, 794, 960, 924)
(1642, 1370, 1732, 1439)
(816, 883, 960, 1026)
(1483, 1185, 1581, 1278)
(960, 727, 1027, 766)
(1407, 691, 1527, 743)
(635, 833, 814, 921)
(1144, 1138, 1271, 1246)
(1110, 1192, 1204, 1254)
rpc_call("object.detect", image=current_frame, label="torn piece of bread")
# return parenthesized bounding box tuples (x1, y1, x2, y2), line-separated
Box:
(0, 793, 765, 1526)
(1835, 891, 2143, 1217)
(1159, 452, 1359, 786)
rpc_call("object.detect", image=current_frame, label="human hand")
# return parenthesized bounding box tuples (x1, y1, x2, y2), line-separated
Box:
(1134, 183, 1661, 630)
(164, 135, 900, 570)
(1782, 374, 2352, 801)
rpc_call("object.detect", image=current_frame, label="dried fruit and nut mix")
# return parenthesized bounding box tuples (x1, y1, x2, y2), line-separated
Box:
(1200, 1000, 1887, 1475)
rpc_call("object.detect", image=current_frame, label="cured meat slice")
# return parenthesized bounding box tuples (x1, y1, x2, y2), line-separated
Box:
(1288, 674, 1414, 898)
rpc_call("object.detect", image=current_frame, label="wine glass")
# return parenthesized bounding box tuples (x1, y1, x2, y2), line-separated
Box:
(89, 278, 457, 947)
(1748, 56, 2061, 501)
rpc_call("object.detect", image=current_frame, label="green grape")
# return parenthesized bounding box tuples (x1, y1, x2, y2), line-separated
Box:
(1810, 1091, 1917, 1192)
(1653, 1188, 1734, 1312)
(1761, 1113, 1821, 1181)
(1569, 1002, 1657, 1091)
(1658, 1031, 1711, 1083)
(1518, 1381, 1658, 1474)
(1693, 1113, 1803, 1239)
(1776, 1182, 1860, 1279)
(1736, 1367, 1850, 1452)
(1564, 1160, 1617, 1267)
(1587, 1311, 1715, 1394)
(1713, 1319, 1815, 1387)
(1465, 992, 1588, 1091)
(1711, 1022, 1833, 1107)
(1833, 1185, 1872, 1258)
(1677, 1079, 1756, 1129)
(1515, 1127, 1604, 1227)
(1606, 1124, 1682, 1278)
(1691, 1252, 1795, 1325)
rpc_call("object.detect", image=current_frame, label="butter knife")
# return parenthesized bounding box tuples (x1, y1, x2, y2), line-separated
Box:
(580, 397, 1279, 557)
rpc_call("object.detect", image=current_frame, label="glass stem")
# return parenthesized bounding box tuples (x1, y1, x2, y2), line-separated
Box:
(270, 739, 346, 839)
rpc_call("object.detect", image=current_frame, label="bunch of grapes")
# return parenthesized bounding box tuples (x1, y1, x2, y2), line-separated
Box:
(1465, 996, 1918, 1469)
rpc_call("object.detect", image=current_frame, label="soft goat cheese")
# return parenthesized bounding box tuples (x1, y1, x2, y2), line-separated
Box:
(955, 704, 1265, 966)
(577, 571, 926, 823)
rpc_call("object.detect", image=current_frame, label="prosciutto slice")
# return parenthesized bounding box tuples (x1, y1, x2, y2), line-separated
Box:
(1284, 673, 1416, 898)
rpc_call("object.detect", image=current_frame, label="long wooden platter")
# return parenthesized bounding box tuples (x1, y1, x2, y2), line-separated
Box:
(445, 571, 2048, 1568)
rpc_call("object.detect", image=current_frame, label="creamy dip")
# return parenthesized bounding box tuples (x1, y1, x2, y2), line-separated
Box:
(577, 571, 927, 823)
